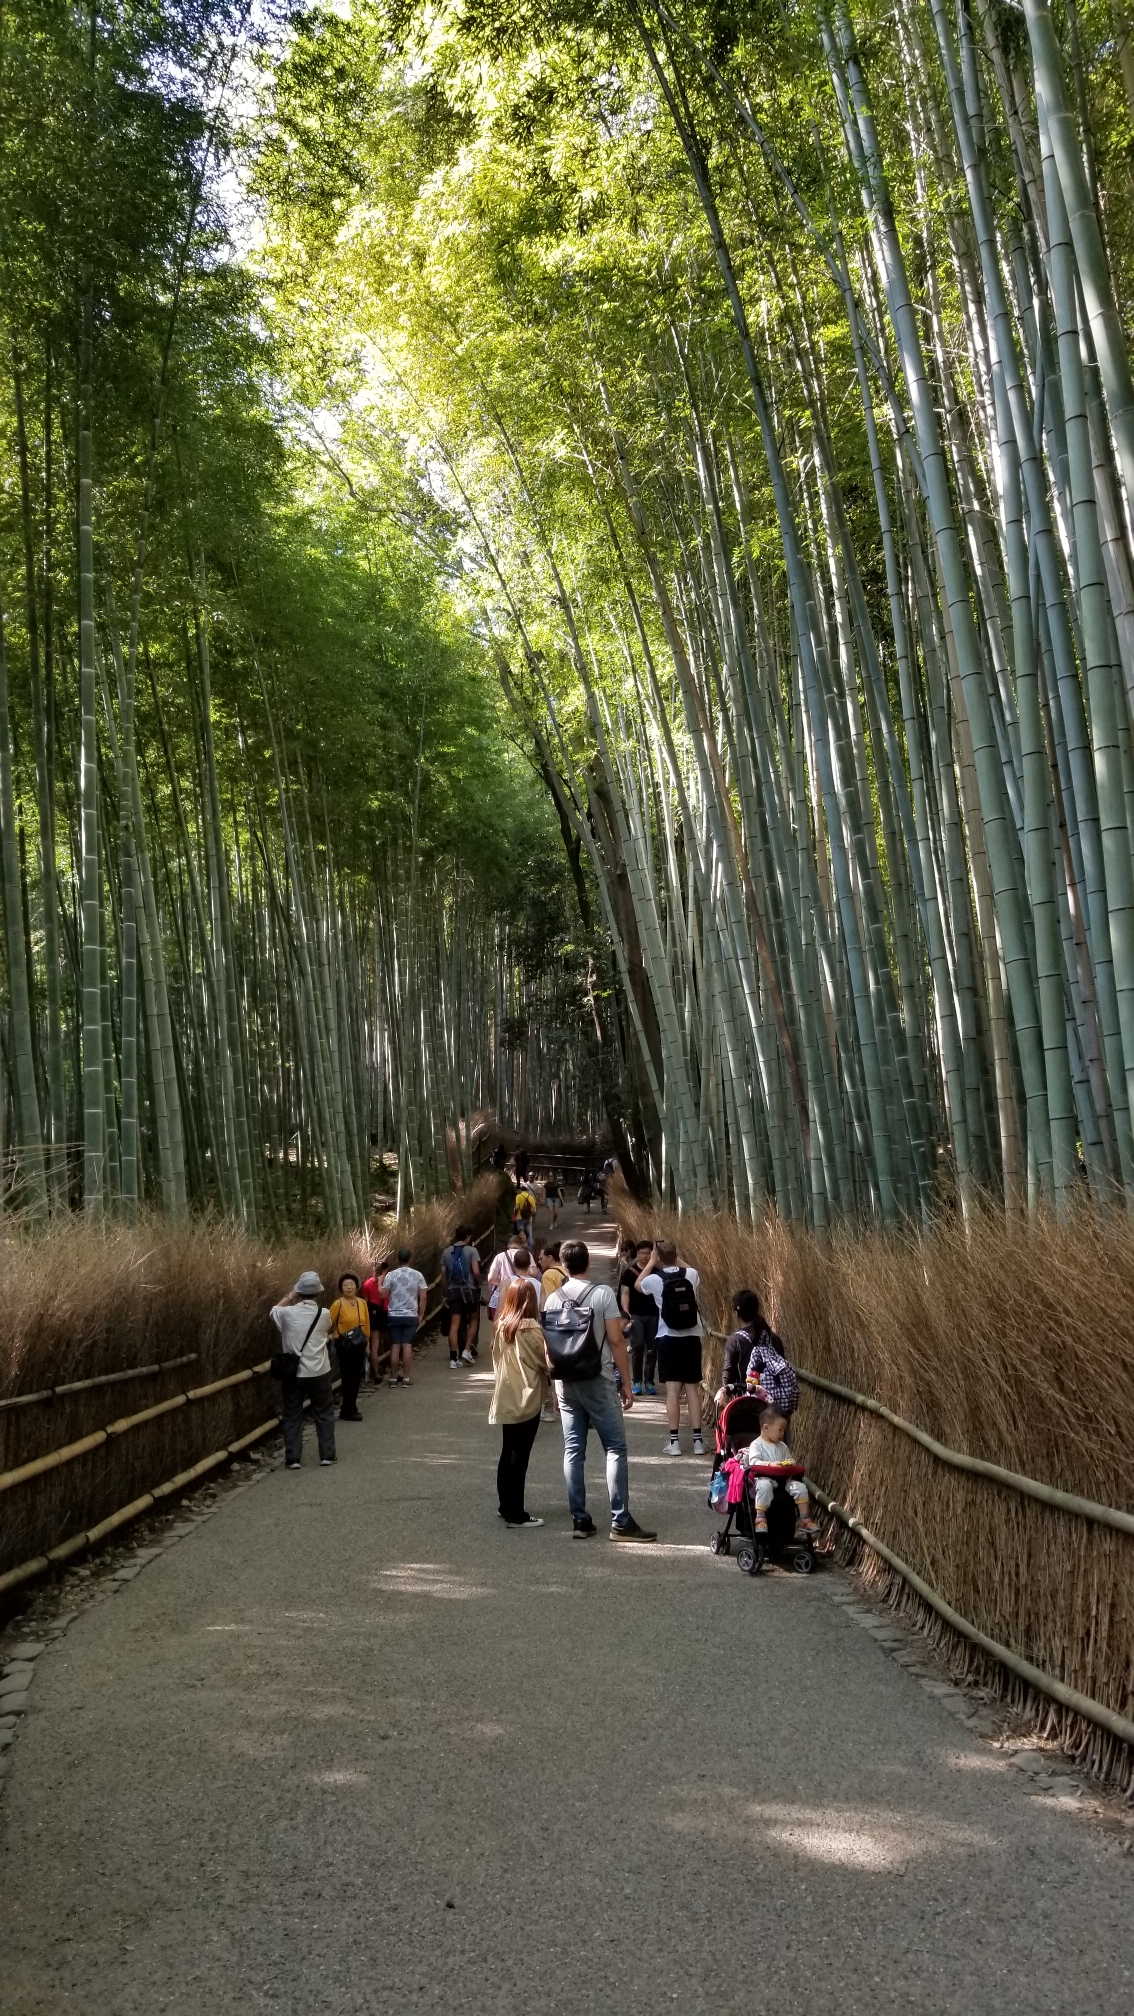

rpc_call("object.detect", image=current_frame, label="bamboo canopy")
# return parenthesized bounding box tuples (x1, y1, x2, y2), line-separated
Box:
(6, 0, 1134, 1225)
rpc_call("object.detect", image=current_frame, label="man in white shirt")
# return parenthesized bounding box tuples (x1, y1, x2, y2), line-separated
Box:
(543, 1241, 656, 1542)
(383, 1246, 428, 1386)
(636, 1238, 705, 1457)
(271, 1269, 335, 1469)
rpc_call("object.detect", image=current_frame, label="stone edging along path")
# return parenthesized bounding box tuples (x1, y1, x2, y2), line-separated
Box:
(0, 1439, 282, 1801)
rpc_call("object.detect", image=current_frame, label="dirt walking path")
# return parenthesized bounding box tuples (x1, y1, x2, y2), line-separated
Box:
(2, 1202, 1130, 2013)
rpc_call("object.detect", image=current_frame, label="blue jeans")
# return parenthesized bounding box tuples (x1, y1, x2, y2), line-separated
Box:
(556, 1376, 629, 1526)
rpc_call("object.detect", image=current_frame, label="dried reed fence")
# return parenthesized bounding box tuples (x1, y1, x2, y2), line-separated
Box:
(613, 1188, 1134, 1793)
(0, 1175, 503, 1595)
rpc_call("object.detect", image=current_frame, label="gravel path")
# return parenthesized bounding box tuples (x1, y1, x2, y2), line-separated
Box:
(2, 1207, 1131, 2014)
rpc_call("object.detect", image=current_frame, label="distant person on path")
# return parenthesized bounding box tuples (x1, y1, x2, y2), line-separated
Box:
(718, 1290, 799, 1418)
(619, 1238, 658, 1396)
(329, 1272, 370, 1421)
(271, 1270, 335, 1469)
(362, 1257, 390, 1386)
(543, 1171, 562, 1229)
(442, 1224, 482, 1368)
(636, 1239, 705, 1458)
(512, 1183, 537, 1247)
(384, 1246, 427, 1386)
(489, 1279, 549, 1527)
(542, 1240, 656, 1542)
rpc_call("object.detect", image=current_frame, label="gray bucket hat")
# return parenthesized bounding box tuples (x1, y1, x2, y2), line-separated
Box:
(293, 1270, 324, 1297)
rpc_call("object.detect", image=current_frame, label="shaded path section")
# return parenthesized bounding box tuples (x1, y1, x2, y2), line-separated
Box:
(2, 1206, 1131, 2013)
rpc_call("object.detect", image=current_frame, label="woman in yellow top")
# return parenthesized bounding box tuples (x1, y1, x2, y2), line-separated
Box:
(489, 1278, 549, 1526)
(329, 1272, 371, 1422)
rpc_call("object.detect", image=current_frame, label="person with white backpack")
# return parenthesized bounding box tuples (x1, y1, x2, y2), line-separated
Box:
(541, 1241, 656, 1542)
(635, 1239, 705, 1457)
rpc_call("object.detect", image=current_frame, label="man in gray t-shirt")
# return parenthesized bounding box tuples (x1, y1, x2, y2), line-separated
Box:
(543, 1241, 656, 1542)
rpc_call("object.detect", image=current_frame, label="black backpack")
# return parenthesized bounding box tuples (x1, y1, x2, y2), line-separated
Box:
(660, 1267, 698, 1331)
(541, 1283, 603, 1381)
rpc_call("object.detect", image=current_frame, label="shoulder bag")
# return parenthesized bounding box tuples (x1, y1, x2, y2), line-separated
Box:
(270, 1307, 323, 1383)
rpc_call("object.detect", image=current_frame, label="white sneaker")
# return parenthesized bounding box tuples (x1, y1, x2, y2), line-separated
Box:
(693, 1435, 705, 1457)
(663, 1437, 682, 1457)
(460, 1350, 474, 1365)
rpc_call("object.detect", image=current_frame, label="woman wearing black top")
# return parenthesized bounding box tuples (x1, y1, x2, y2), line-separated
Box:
(716, 1289, 799, 1416)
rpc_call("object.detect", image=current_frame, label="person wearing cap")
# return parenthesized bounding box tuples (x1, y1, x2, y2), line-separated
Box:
(271, 1271, 336, 1469)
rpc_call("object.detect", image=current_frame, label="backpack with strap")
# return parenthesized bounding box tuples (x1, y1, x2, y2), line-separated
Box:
(541, 1282, 603, 1381)
(448, 1243, 479, 1308)
(660, 1267, 698, 1331)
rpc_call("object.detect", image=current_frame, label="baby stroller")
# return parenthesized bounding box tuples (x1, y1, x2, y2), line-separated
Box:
(708, 1395, 815, 1576)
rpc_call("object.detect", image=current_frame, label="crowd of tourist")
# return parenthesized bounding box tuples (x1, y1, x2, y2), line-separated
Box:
(268, 1157, 803, 1545)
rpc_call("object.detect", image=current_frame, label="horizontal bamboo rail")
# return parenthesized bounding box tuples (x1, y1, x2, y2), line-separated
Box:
(797, 1367, 1134, 1536)
(0, 1354, 200, 1413)
(0, 1364, 272, 1495)
(0, 1414, 283, 1599)
(706, 1330, 1134, 1535)
(0, 1217, 500, 1598)
(808, 1480, 1134, 1750)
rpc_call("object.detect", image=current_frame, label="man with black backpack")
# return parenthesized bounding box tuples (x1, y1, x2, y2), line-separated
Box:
(441, 1225, 482, 1367)
(541, 1240, 656, 1542)
(636, 1239, 705, 1458)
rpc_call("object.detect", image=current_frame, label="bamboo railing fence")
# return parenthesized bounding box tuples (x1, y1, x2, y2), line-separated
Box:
(615, 1190, 1133, 1788)
(707, 1326, 1134, 1752)
(0, 1212, 498, 1606)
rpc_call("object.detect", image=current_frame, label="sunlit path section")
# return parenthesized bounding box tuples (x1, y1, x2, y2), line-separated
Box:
(2, 1201, 1130, 2014)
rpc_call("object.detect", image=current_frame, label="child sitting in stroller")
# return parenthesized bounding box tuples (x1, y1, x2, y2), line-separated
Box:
(746, 1405, 817, 1538)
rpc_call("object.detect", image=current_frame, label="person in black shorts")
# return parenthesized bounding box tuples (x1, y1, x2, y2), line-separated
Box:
(441, 1224, 481, 1366)
(636, 1238, 704, 1457)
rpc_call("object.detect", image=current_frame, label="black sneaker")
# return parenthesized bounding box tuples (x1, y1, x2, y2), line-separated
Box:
(610, 1516, 657, 1542)
(572, 1514, 597, 1538)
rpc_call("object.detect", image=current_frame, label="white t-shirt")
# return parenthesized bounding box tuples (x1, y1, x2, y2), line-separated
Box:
(271, 1299, 332, 1378)
(638, 1266, 703, 1339)
(543, 1276, 621, 1381)
(745, 1435, 797, 1468)
(385, 1266, 427, 1322)
(487, 1248, 520, 1311)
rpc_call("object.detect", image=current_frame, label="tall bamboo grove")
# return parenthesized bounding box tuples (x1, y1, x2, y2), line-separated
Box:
(258, 0, 1134, 1225)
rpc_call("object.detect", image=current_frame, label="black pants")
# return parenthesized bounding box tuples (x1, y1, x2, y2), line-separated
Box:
(630, 1317, 658, 1387)
(336, 1341, 366, 1416)
(281, 1373, 336, 1464)
(497, 1414, 541, 1522)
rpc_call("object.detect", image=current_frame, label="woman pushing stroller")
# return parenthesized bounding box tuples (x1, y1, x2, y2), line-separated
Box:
(717, 1289, 799, 1418)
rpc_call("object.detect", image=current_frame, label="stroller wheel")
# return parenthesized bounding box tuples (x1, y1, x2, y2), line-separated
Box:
(721, 1534, 731, 1555)
(793, 1547, 815, 1574)
(710, 1531, 724, 1555)
(736, 1543, 760, 1576)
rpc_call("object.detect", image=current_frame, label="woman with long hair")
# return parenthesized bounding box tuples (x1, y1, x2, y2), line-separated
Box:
(489, 1278, 549, 1527)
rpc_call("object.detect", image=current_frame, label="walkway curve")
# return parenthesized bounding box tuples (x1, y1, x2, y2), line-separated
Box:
(2, 1206, 1131, 2014)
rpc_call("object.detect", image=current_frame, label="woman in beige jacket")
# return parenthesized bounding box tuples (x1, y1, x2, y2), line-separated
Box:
(490, 1278, 549, 1527)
